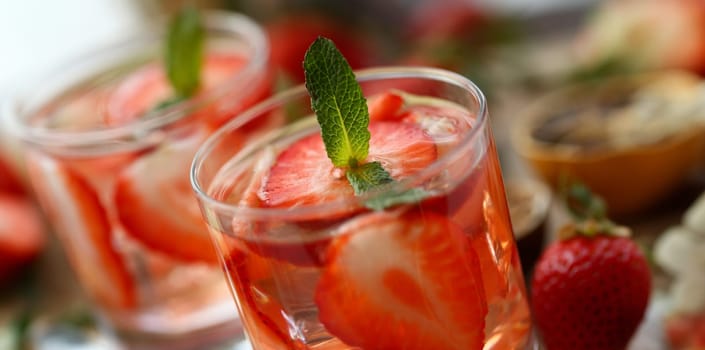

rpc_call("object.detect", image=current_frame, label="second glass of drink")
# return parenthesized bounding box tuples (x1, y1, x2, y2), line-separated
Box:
(7, 10, 271, 349)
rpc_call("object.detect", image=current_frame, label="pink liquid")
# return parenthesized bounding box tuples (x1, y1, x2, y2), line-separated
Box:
(24, 51, 272, 343)
(206, 94, 533, 349)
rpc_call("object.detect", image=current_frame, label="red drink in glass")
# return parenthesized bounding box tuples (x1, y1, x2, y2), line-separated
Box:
(192, 67, 536, 349)
(7, 11, 271, 348)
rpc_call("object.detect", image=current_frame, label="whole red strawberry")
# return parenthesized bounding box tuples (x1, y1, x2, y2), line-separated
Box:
(531, 184, 651, 350)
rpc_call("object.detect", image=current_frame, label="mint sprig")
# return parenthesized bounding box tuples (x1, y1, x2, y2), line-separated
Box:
(303, 37, 428, 210)
(304, 37, 370, 168)
(165, 6, 204, 98)
(346, 162, 394, 193)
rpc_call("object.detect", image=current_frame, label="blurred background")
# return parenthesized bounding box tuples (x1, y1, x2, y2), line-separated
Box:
(3, 0, 705, 349)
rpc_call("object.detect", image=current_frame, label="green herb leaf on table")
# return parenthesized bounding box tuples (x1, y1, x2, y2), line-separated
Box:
(303, 37, 370, 167)
(303, 37, 430, 210)
(165, 6, 204, 98)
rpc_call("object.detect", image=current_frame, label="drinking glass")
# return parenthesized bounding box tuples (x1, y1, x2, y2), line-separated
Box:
(192, 67, 536, 349)
(6, 11, 271, 349)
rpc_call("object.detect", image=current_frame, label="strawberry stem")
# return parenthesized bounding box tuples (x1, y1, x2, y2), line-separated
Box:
(558, 179, 631, 240)
(562, 182, 607, 221)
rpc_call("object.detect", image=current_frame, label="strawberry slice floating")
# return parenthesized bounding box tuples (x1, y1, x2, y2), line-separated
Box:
(315, 210, 488, 349)
(261, 121, 437, 214)
(27, 153, 136, 309)
(106, 53, 267, 128)
(114, 129, 221, 263)
(367, 92, 406, 121)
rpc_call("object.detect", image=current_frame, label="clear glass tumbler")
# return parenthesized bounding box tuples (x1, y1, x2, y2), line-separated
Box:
(192, 67, 535, 349)
(6, 10, 271, 349)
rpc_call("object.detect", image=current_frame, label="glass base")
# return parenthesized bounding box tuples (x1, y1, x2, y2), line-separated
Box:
(114, 319, 245, 350)
(523, 329, 543, 350)
(29, 312, 247, 350)
(228, 331, 540, 350)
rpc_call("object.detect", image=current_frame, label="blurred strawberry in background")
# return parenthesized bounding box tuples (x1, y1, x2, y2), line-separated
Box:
(0, 144, 46, 286)
(0, 152, 26, 195)
(393, 0, 519, 95)
(265, 14, 374, 83)
(404, 0, 486, 44)
(0, 192, 45, 285)
(574, 0, 705, 76)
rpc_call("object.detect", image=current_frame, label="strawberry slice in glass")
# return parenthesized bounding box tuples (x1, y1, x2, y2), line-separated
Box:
(114, 129, 220, 264)
(315, 210, 488, 350)
(261, 120, 437, 214)
(27, 152, 137, 309)
(239, 120, 437, 266)
(367, 92, 406, 121)
(106, 53, 270, 128)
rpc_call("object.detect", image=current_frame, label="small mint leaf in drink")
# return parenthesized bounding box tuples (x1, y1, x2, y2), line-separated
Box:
(347, 163, 429, 210)
(165, 6, 204, 98)
(303, 37, 370, 168)
(346, 162, 393, 195)
(365, 188, 429, 212)
(152, 95, 185, 111)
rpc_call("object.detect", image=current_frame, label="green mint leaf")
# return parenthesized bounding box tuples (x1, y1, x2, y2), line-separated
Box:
(365, 188, 430, 211)
(151, 95, 185, 112)
(347, 163, 430, 211)
(165, 6, 204, 98)
(346, 162, 393, 195)
(303, 37, 370, 167)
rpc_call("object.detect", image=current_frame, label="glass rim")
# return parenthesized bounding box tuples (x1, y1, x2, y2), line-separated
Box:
(4, 10, 269, 149)
(191, 66, 489, 220)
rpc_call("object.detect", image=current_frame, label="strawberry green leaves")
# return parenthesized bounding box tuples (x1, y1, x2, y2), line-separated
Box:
(303, 37, 429, 210)
(165, 6, 204, 98)
(304, 37, 370, 168)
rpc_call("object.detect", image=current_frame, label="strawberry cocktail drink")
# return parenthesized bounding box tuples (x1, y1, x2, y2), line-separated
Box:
(7, 10, 271, 348)
(192, 38, 534, 349)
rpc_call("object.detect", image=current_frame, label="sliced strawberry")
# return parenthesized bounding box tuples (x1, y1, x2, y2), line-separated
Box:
(261, 121, 437, 216)
(105, 64, 170, 126)
(315, 210, 487, 349)
(367, 92, 405, 121)
(0, 194, 45, 284)
(231, 151, 336, 267)
(114, 128, 231, 263)
(105, 53, 269, 128)
(27, 152, 136, 309)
